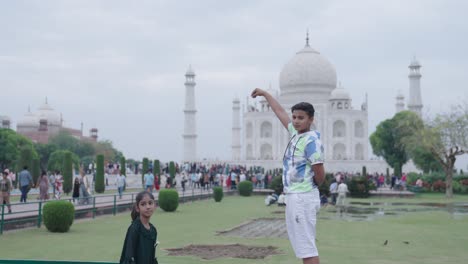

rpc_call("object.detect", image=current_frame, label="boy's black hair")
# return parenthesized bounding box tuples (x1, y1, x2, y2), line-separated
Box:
(291, 102, 315, 117)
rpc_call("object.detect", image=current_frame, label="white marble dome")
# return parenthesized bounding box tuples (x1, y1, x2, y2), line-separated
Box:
(330, 84, 350, 100)
(18, 111, 39, 127)
(279, 45, 337, 96)
(37, 102, 61, 126)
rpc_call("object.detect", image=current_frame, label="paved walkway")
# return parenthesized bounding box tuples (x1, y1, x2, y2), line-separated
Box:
(2, 186, 219, 221)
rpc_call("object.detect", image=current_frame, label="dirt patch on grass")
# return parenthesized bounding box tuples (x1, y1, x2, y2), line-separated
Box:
(272, 210, 285, 214)
(217, 218, 287, 238)
(165, 244, 281, 260)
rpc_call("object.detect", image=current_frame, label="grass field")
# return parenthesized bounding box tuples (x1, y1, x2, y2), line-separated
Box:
(0, 194, 467, 264)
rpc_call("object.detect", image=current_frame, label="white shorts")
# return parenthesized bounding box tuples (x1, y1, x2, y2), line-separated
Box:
(285, 190, 320, 259)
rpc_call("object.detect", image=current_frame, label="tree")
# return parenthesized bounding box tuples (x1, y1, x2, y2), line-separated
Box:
(95, 154, 105, 193)
(169, 161, 176, 180)
(407, 104, 468, 198)
(120, 156, 126, 176)
(409, 145, 443, 173)
(153, 160, 161, 185)
(34, 143, 57, 171)
(370, 111, 423, 175)
(63, 152, 73, 194)
(32, 158, 41, 186)
(94, 140, 122, 164)
(49, 131, 80, 154)
(17, 145, 38, 176)
(47, 150, 79, 173)
(0, 129, 36, 170)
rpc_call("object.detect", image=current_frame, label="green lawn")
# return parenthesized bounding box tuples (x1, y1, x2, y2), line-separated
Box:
(0, 194, 467, 264)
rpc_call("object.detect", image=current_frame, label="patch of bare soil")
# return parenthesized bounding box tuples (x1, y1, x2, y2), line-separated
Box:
(272, 210, 285, 214)
(165, 244, 281, 260)
(217, 218, 287, 238)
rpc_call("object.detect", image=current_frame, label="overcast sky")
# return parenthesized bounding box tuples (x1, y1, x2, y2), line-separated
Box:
(1, 0, 467, 169)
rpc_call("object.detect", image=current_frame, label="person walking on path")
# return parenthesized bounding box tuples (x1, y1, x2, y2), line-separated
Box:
(252, 88, 325, 264)
(54, 170, 63, 200)
(18, 166, 33, 203)
(79, 172, 91, 205)
(329, 179, 338, 205)
(38, 171, 49, 201)
(72, 177, 80, 204)
(120, 191, 158, 264)
(144, 169, 154, 193)
(336, 181, 349, 209)
(1, 171, 13, 213)
(116, 172, 126, 199)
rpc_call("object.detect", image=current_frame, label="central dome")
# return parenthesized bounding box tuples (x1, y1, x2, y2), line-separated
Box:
(279, 44, 337, 96)
(37, 101, 61, 126)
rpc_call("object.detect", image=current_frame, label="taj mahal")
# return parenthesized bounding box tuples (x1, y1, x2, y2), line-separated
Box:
(183, 36, 423, 173)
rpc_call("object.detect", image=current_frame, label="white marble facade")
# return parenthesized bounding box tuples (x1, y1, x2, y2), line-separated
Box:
(235, 39, 381, 172)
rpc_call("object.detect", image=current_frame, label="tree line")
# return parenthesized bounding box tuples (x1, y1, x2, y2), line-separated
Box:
(370, 104, 468, 198)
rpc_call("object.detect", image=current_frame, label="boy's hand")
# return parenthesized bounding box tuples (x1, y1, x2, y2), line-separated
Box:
(251, 88, 266, 98)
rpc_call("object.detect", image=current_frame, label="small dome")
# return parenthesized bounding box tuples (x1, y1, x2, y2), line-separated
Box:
(36, 100, 61, 126)
(279, 45, 337, 95)
(330, 83, 350, 100)
(18, 110, 39, 127)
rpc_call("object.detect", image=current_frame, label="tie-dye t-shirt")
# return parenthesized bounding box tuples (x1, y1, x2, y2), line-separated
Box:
(282, 123, 324, 193)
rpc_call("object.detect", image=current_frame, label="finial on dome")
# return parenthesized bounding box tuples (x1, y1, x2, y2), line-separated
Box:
(45, 97, 48, 104)
(28, 105, 31, 113)
(305, 29, 310, 47)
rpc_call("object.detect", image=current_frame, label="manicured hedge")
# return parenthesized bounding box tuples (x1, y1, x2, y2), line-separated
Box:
(213, 187, 223, 202)
(95, 154, 104, 193)
(43, 200, 75, 232)
(269, 176, 283, 195)
(158, 189, 179, 212)
(63, 152, 73, 194)
(348, 176, 370, 198)
(238, 181, 253, 196)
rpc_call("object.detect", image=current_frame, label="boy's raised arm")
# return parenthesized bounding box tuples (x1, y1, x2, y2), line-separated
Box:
(251, 88, 290, 129)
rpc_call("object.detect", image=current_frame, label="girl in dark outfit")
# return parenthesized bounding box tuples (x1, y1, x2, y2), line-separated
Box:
(120, 191, 158, 264)
(72, 177, 80, 204)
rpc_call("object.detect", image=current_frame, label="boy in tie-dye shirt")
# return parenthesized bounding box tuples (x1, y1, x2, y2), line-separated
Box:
(251, 88, 325, 264)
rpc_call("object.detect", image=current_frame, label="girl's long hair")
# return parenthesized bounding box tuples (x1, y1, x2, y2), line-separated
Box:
(131, 191, 155, 221)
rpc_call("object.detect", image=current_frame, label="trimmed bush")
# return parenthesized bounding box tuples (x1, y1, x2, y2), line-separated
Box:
(32, 158, 41, 185)
(348, 176, 370, 198)
(238, 181, 253, 196)
(158, 189, 179, 212)
(43, 200, 75, 232)
(213, 187, 223, 202)
(95, 154, 105, 193)
(120, 156, 126, 176)
(169, 161, 176, 179)
(154, 160, 161, 184)
(269, 176, 283, 195)
(142, 158, 149, 185)
(63, 152, 73, 194)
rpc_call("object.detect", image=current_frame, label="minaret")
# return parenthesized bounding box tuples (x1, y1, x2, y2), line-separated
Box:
(395, 90, 405, 113)
(231, 97, 241, 160)
(407, 57, 423, 116)
(183, 65, 197, 161)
